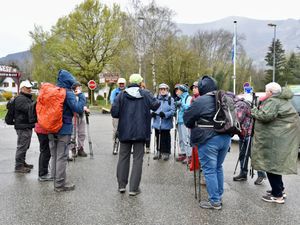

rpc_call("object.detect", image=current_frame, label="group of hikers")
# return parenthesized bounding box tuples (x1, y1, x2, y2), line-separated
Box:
(8, 69, 300, 210)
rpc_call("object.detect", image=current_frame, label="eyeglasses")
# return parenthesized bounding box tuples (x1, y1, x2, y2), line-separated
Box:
(159, 88, 167, 91)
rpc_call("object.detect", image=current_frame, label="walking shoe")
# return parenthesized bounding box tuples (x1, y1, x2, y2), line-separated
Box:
(175, 155, 186, 162)
(233, 173, 247, 181)
(38, 174, 54, 182)
(162, 153, 170, 161)
(118, 187, 126, 194)
(71, 148, 77, 158)
(24, 162, 34, 169)
(145, 147, 150, 154)
(262, 195, 285, 204)
(129, 188, 141, 196)
(182, 156, 191, 165)
(67, 157, 74, 162)
(199, 201, 222, 210)
(266, 190, 287, 199)
(254, 176, 265, 185)
(77, 147, 87, 157)
(153, 151, 161, 160)
(54, 184, 75, 192)
(15, 166, 31, 173)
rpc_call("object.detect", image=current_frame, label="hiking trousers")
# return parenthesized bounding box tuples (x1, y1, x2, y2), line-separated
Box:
(49, 134, 71, 188)
(117, 142, 144, 192)
(15, 128, 33, 168)
(37, 133, 51, 177)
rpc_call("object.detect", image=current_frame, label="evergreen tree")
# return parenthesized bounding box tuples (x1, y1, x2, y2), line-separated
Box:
(264, 39, 286, 85)
(284, 52, 300, 84)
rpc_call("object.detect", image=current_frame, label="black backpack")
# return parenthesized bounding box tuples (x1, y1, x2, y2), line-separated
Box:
(212, 90, 241, 135)
(5, 97, 17, 125)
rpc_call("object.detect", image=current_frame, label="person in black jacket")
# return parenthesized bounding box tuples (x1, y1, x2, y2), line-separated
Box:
(14, 80, 36, 173)
(111, 73, 160, 196)
(183, 76, 231, 210)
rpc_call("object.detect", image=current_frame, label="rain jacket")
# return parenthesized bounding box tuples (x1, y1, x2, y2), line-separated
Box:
(111, 84, 160, 142)
(177, 92, 192, 124)
(14, 92, 35, 130)
(251, 87, 300, 175)
(110, 87, 123, 104)
(152, 95, 175, 130)
(56, 70, 86, 135)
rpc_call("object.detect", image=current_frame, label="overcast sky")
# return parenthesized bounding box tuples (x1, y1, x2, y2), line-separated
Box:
(1, 0, 299, 58)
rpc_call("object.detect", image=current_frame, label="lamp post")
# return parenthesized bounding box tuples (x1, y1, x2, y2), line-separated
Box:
(268, 23, 277, 82)
(137, 16, 145, 82)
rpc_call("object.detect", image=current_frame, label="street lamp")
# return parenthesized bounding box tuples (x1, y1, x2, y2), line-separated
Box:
(268, 23, 277, 82)
(137, 16, 145, 82)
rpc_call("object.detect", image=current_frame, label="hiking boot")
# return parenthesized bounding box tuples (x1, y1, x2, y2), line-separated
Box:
(145, 147, 151, 154)
(153, 151, 161, 160)
(24, 162, 34, 169)
(266, 190, 287, 199)
(199, 201, 222, 210)
(54, 184, 75, 192)
(15, 166, 31, 173)
(262, 195, 285, 204)
(38, 174, 54, 182)
(118, 187, 126, 194)
(129, 188, 141, 196)
(67, 157, 74, 162)
(176, 155, 186, 162)
(77, 147, 87, 157)
(162, 153, 170, 161)
(233, 173, 247, 181)
(182, 156, 191, 165)
(254, 176, 265, 185)
(71, 148, 77, 158)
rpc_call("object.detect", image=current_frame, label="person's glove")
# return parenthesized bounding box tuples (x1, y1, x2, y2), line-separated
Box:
(159, 111, 166, 118)
(151, 112, 157, 118)
(175, 101, 182, 108)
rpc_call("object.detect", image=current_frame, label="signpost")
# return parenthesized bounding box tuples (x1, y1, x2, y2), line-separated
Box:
(99, 73, 119, 106)
(0, 65, 21, 94)
(88, 80, 97, 105)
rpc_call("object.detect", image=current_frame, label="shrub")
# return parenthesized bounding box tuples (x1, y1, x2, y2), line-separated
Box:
(0, 94, 5, 101)
(2, 92, 13, 100)
(96, 95, 104, 101)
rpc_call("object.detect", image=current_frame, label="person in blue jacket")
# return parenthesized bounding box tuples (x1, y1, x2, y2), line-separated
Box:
(110, 77, 126, 148)
(174, 84, 192, 164)
(48, 69, 86, 192)
(111, 73, 160, 196)
(152, 83, 175, 161)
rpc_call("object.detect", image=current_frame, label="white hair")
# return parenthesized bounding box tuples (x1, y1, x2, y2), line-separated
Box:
(265, 82, 282, 95)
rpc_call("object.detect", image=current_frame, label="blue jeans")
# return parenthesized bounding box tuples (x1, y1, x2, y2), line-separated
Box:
(178, 123, 191, 156)
(198, 134, 231, 204)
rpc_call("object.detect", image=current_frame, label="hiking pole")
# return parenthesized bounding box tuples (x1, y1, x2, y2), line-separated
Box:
(233, 140, 246, 175)
(71, 113, 77, 163)
(158, 117, 162, 160)
(192, 147, 197, 199)
(85, 111, 94, 159)
(198, 163, 201, 203)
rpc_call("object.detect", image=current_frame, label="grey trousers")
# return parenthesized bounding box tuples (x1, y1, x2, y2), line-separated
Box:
(15, 129, 33, 168)
(70, 115, 86, 149)
(49, 134, 71, 188)
(117, 142, 144, 192)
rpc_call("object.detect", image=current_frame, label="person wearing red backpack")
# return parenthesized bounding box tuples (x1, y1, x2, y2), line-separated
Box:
(48, 70, 86, 192)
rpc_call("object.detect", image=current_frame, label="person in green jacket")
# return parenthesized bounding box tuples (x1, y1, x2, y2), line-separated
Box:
(251, 82, 300, 204)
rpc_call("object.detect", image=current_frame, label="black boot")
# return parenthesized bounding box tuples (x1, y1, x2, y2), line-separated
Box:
(153, 151, 161, 160)
(233, 173, 247, 181)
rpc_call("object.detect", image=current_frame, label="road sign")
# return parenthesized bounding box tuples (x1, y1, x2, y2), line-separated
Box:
(99, 73, 119, 83)
(88, 80, 97, 90)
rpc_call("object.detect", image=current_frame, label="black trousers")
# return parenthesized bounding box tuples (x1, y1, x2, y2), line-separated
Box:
(37, 133, 51, 177)
(155, 129, 171, 154)
(266, 172, 284, 197)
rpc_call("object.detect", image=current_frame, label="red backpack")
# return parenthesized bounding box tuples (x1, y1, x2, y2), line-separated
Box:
(36, 83, 66, 133)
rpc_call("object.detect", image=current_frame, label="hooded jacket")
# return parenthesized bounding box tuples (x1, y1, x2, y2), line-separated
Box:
(111, 84, 160, 142)
(56, 70, 86, 135)
(177, 92, 192, 124)
(152, 94, 175, 130)
(183, 76, 219, 145)
(251, 87, 300, 175)
(14, 92, 35, 130)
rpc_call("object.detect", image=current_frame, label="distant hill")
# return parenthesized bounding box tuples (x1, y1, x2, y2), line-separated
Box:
(1, 17, 299, 67)
(177, 16, 300, 65)
(0, 50, 31, 65)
